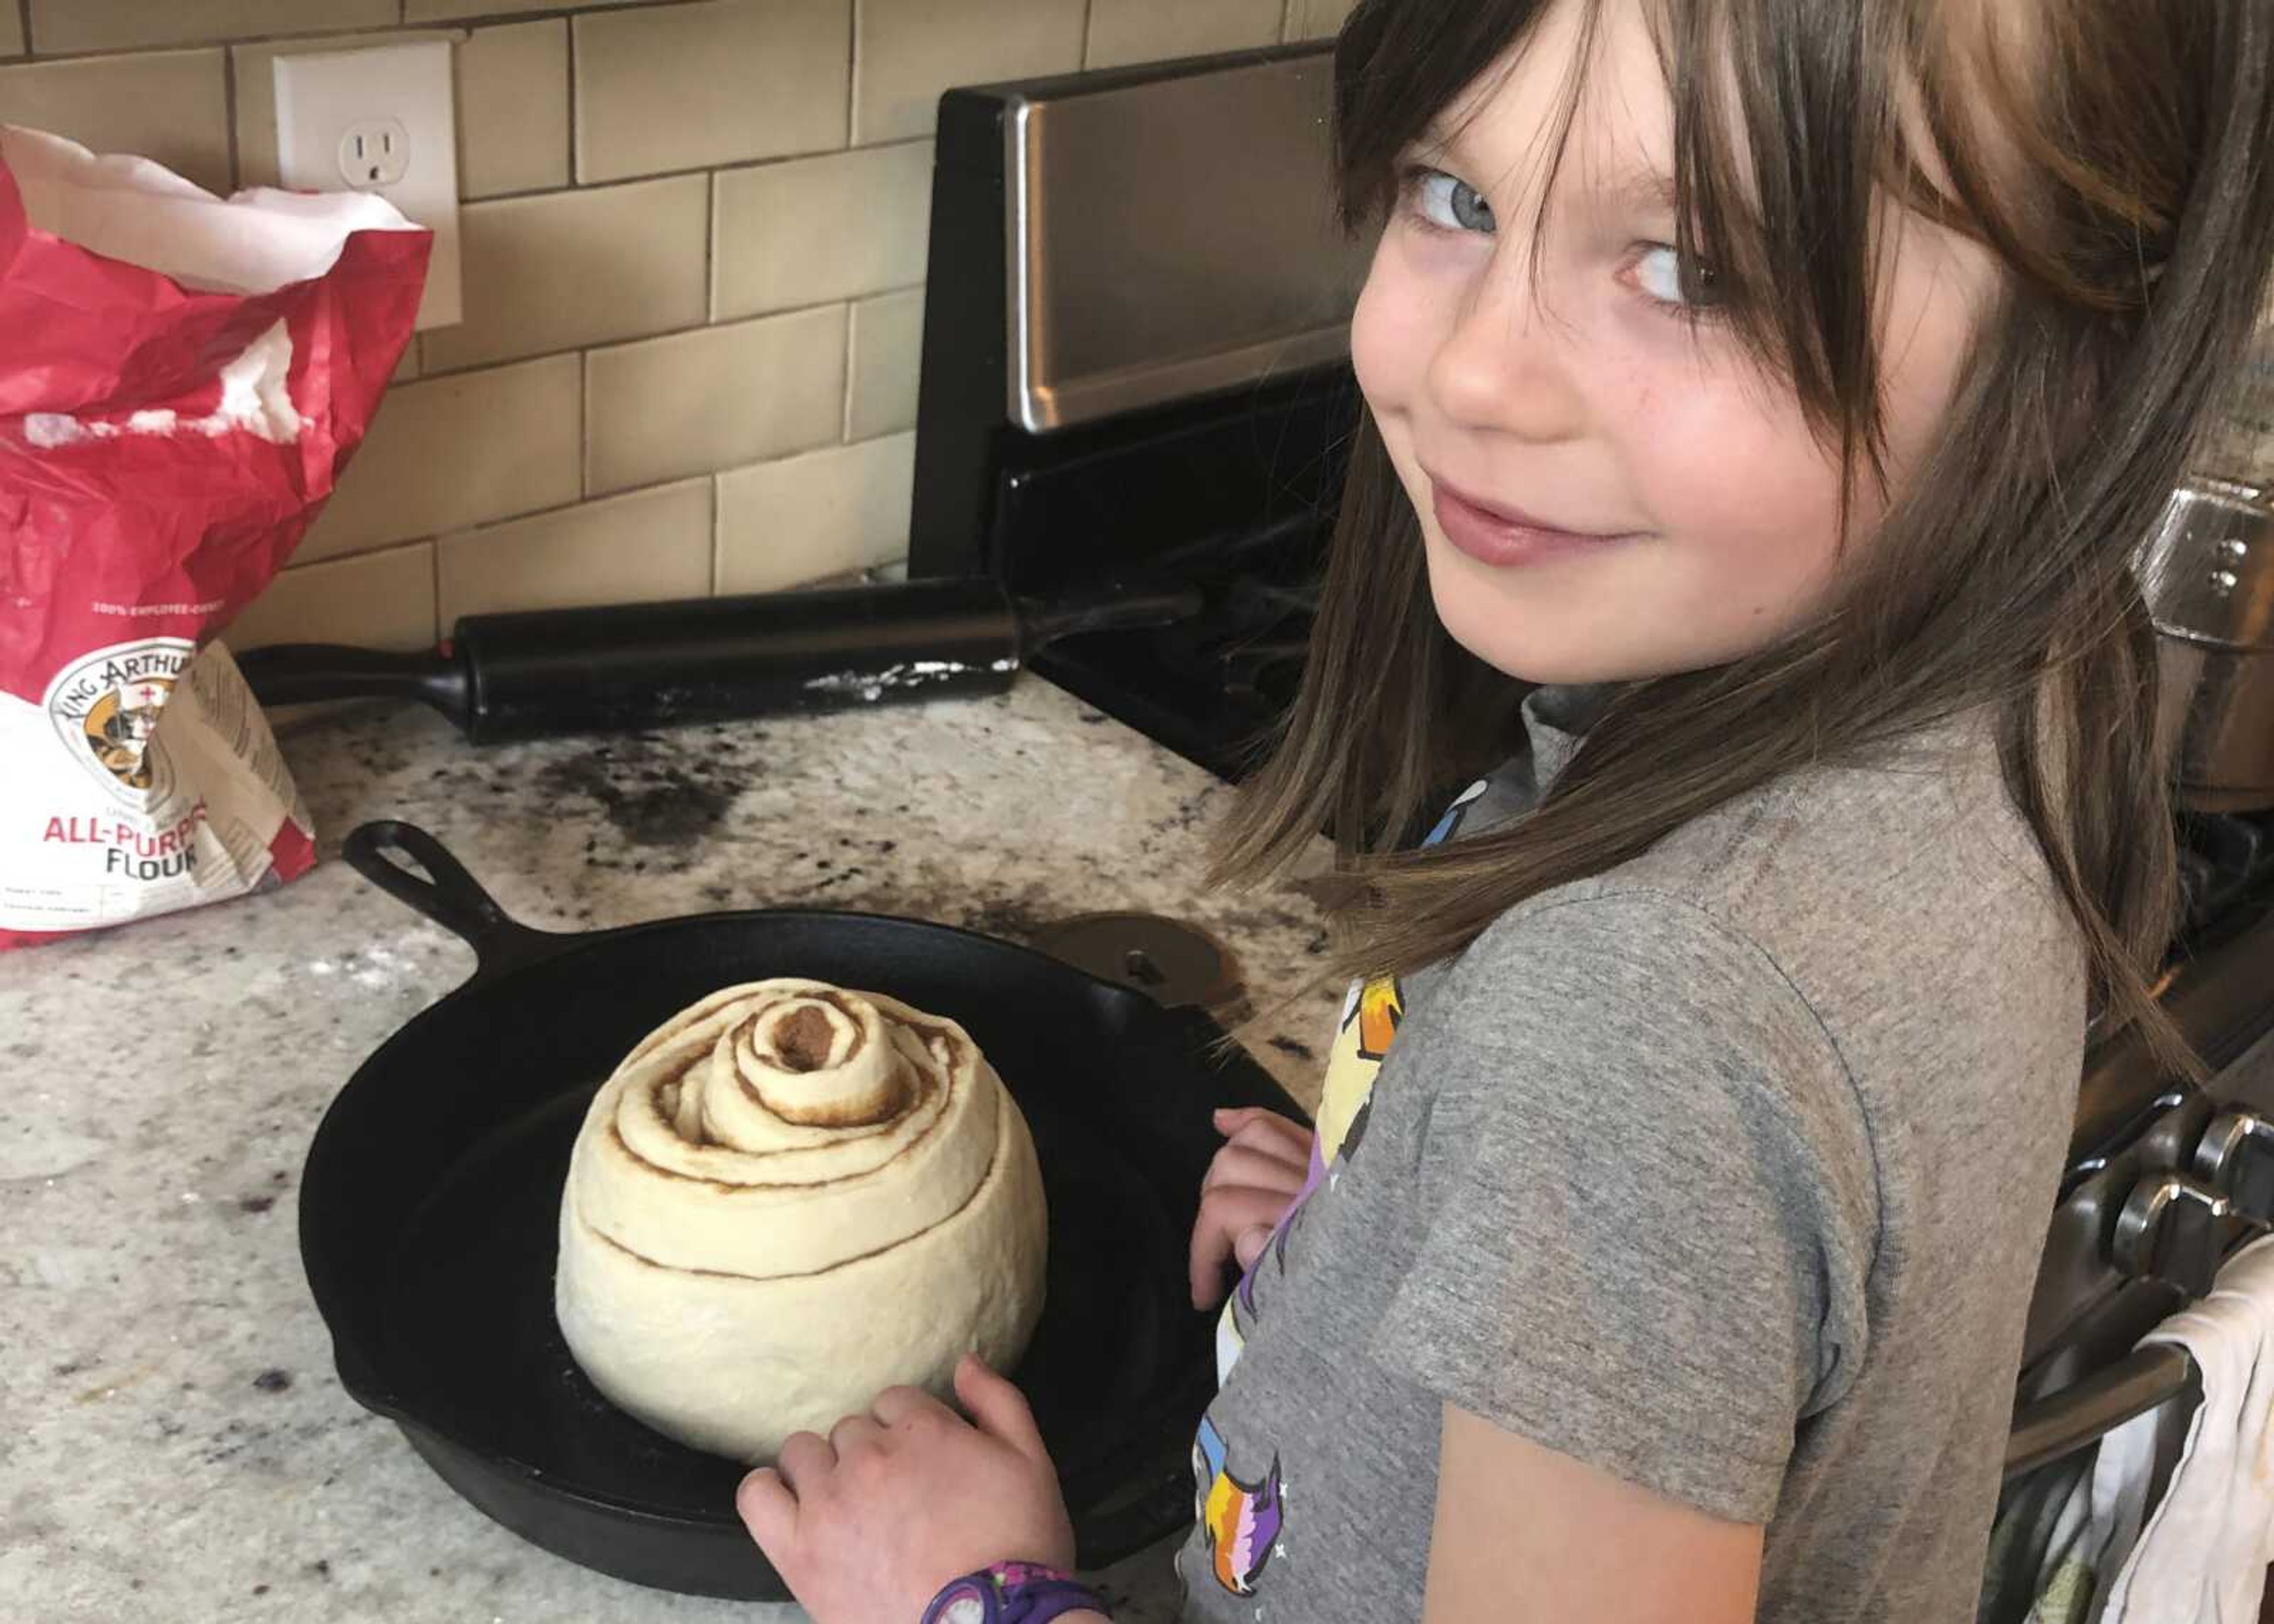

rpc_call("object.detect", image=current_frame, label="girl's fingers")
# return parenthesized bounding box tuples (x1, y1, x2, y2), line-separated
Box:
(953, 1354, 1049, 1465)
(1188, 1183, 1299, 1308)
(775, 1430, 836, 1495)
(1214, 1108, 1315, 1165)
(1229, 1118, 1313, 1170)
(1202, 1143, 1310, 1198)
(1231, 1223, 1275, 1272)
(870, 1383, 955, 1429)
(827, 1413, 884, 1458)
(735, 1467, 798, 1551)
(1214, 1106, 1299, 1141)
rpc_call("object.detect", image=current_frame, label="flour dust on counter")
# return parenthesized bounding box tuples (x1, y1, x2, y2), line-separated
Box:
(534, 733, 747, 853)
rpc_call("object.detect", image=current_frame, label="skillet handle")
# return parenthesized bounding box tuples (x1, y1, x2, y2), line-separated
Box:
(344, 820, 563, 977)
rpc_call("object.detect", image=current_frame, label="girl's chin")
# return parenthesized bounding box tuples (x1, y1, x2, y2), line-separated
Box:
(1422, 559, 1655, 686)
(1422, 543, 1807, 684)
(1430, 613, 1640, 686)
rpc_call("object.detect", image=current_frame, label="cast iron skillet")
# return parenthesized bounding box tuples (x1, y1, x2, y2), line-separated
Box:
(300, 821, 1302, 1600)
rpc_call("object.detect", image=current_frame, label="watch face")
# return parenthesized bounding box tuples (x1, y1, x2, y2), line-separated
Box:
(936, 1584, 990, 1624)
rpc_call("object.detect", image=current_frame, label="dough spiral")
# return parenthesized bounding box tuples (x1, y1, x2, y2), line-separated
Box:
(555, 979, 1047, 1463)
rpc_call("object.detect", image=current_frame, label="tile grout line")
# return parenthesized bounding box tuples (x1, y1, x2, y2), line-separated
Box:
(577, 344, 595, 503)
(347, 335, 903, 568)
(840, 294, 857, 443)
(571, 1, 592, 501)
(233, 533, 439, 653)
(481, 131, 931, 217)
(576, 324, 591, 515)
(20, 0, 677, 63)
(294, 424, 914, 581)
(705, 171, 722, 324)
(420, 285, 913, 382)
(563, 2, 581, 186)
(709, 470, 724, 596)
(274, 533, 438, 579)
(846, 0, 860, 149)
(3, 75, 916, 202)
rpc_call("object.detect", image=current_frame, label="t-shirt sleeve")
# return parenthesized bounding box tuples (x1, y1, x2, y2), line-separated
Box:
(1366, 892, 1880, 1525)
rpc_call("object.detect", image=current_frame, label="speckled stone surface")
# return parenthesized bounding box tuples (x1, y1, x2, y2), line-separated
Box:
(0, 678, 1341, 1624)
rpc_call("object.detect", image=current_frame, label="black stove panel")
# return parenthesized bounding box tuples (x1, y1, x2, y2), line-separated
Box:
(2177, 809, 2274, 953)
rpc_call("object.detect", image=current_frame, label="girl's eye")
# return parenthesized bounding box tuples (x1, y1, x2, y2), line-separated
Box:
(1408, 168, 1496, 235)
(1631, 243, 1724, 310)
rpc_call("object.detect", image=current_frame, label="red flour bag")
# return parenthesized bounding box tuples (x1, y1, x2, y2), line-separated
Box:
(0, 127, 429, 948)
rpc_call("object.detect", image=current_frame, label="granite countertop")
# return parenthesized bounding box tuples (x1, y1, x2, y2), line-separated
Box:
(0, 677, 1341, 1624)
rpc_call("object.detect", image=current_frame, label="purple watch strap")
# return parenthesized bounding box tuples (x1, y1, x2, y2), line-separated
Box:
(919, 1561, 1109, 1624)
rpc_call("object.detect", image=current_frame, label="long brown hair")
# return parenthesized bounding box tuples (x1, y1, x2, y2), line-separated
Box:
(1214, 0, 2274, 1073)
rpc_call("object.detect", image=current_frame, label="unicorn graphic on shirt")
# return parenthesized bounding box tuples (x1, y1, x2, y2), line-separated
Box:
(1193, 1416, 1284, 1597)
(1212, 777, 1491, 1378)
(1194, 777, 1493, 1596)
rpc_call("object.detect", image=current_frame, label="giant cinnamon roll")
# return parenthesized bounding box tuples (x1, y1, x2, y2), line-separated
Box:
(555, 979, 1046, 1463)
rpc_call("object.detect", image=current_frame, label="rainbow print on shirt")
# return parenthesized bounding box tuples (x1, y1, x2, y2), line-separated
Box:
(1193, 1416, 1284, 1596)
(1190, 777, 1492, 1598)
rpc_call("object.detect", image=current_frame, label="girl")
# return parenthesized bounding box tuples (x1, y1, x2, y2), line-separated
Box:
(736, 0, 2274, 1619)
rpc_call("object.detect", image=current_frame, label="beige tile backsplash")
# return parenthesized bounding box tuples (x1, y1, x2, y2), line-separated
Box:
(440, 478, 715, 620)
(574, 0, 849, 184)
(301, 356, 584, 561)
(584, 305, 847, 496)
(855, 0, 1087, 144)
(2, 0, 1351, 650)
(848, 288, 926, 440)
(1287, 0, 1364, 37)
(452, 21, 572, 199)
(718, 434, 918, 594)
(223, 544, 440, 654)
(404, 0, 650, 21)
(1084, 0, 1285, 70)
(0, 49, 232, 193)
(422, 175, 709, 371)
(28, 0, 396, 56)
(712, 140, 933, 321)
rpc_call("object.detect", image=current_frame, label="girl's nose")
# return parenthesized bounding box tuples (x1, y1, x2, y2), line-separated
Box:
(1425, 253, 1590, 445)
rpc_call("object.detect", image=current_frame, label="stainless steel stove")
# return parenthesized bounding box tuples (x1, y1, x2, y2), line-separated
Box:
(908, 43, 1361, 783)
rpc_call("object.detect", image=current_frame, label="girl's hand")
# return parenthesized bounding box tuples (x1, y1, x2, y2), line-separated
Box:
(1188, 1106, 1315, 1310)
(737, 1355, 1076, 1624)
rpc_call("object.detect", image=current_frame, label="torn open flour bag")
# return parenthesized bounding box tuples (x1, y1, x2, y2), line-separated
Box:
(0, 127, 429, 948)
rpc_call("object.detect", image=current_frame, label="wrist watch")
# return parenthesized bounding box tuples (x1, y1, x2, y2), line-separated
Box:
(919, 1560, 1109, 1624)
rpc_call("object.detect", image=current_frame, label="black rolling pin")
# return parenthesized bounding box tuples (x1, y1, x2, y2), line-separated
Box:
(231, 575, 1205, 744)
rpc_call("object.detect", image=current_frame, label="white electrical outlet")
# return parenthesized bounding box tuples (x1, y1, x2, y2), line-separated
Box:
(274, 41, 462, 331)
(338, 118, 412, 189)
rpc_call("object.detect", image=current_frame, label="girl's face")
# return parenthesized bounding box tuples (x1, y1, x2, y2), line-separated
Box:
(1350, 0, 2001, 684)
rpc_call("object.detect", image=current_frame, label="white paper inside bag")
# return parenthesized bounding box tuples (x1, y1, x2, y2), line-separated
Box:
(1, 124, 420, 295)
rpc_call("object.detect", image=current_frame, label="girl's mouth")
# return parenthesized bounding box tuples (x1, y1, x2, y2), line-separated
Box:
(1425, 474, 1645, 568)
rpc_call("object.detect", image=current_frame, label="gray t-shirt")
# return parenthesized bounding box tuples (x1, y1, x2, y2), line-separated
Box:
(1175, 688, 2086, 1622)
